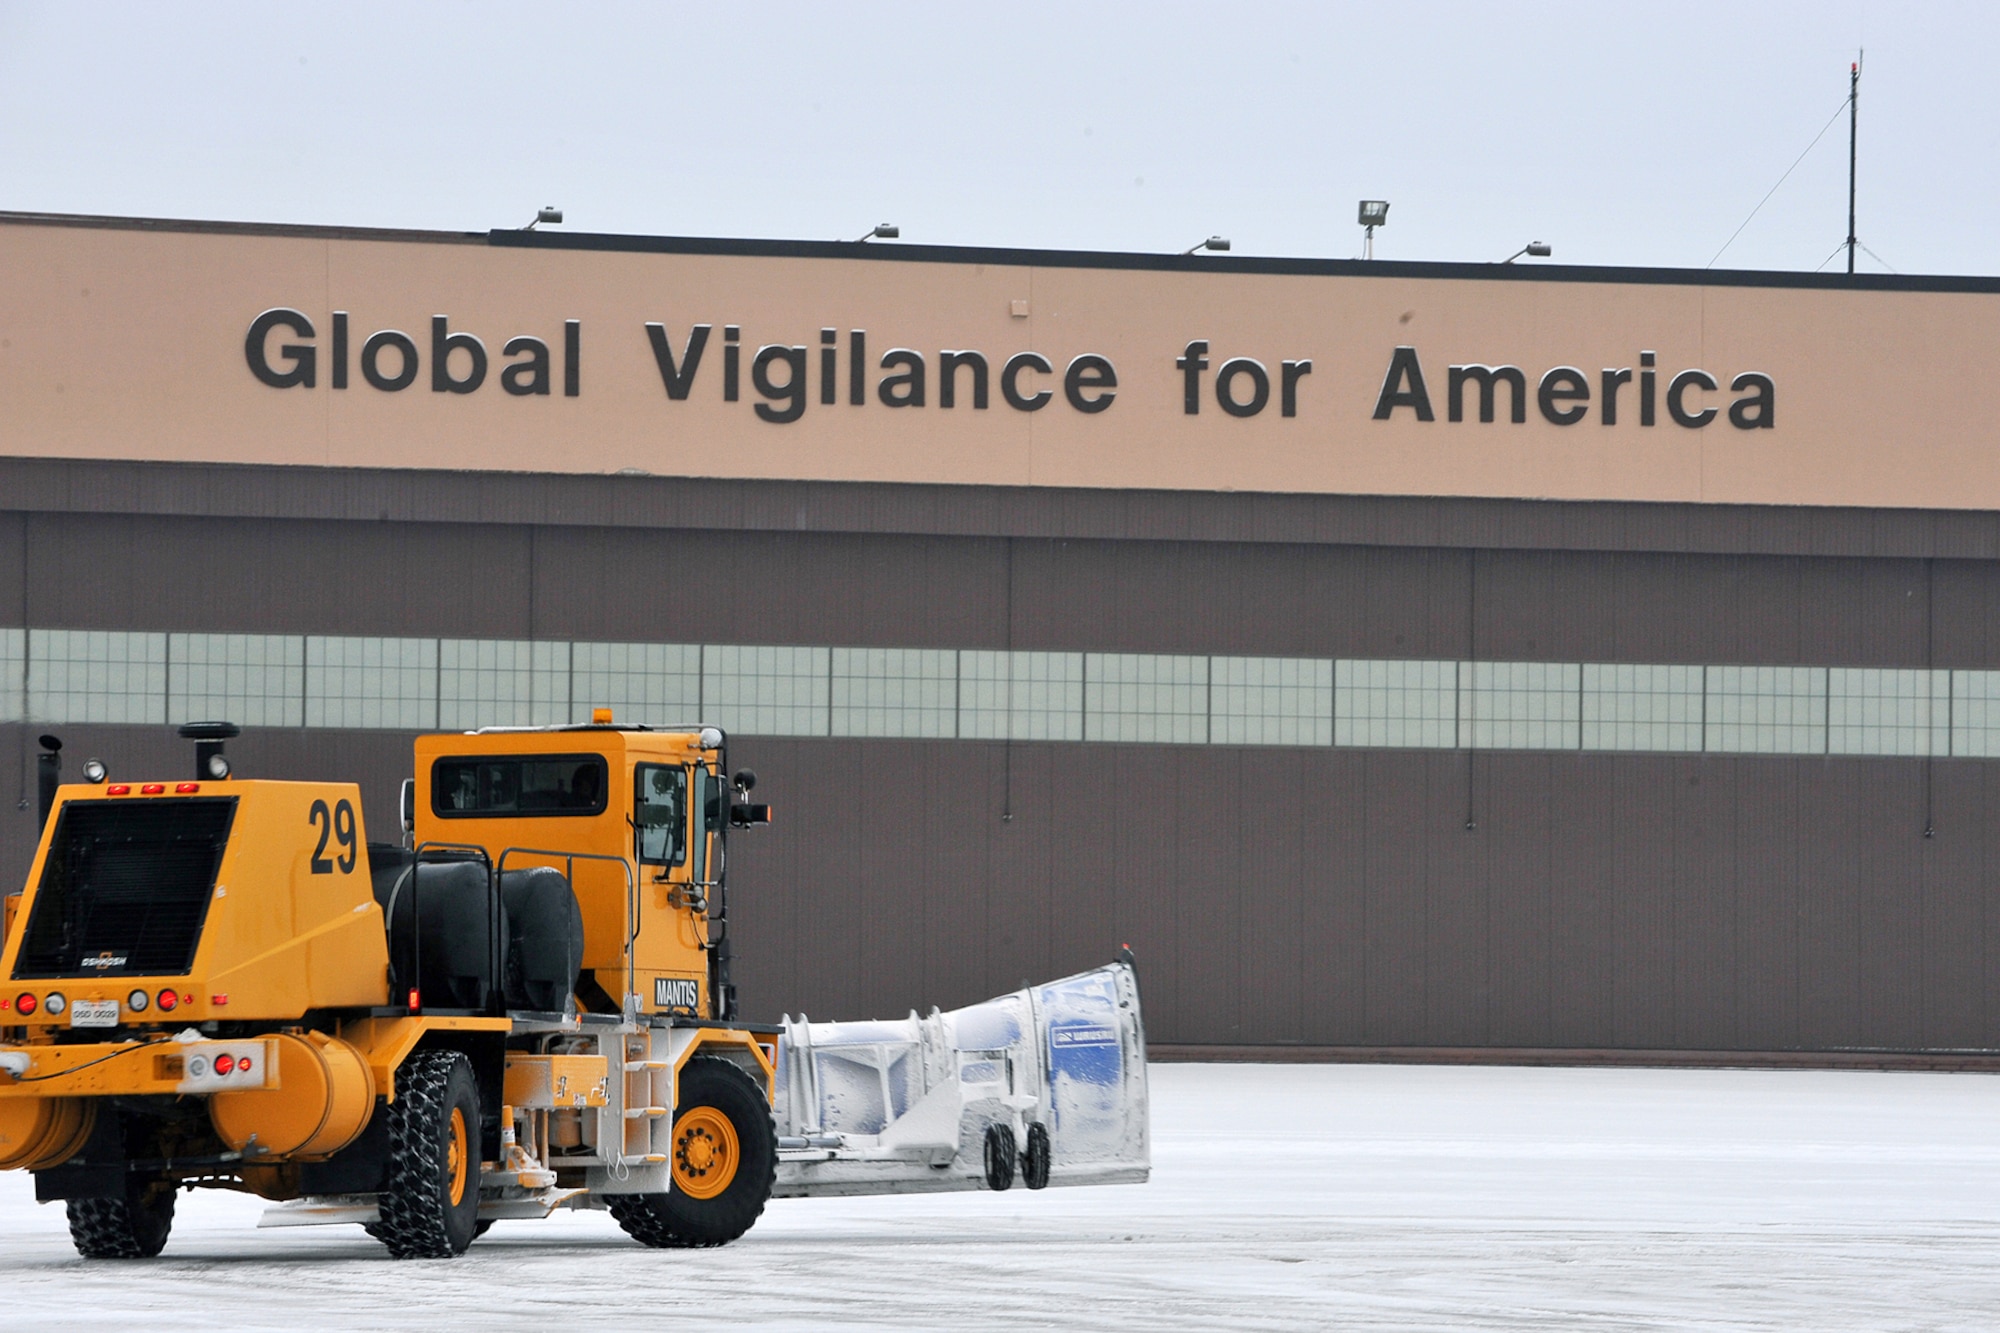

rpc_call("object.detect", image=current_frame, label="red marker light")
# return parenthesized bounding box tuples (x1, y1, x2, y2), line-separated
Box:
(408, 988, 420, 1011)
(14, 993, 35, 1016)
(237, 1055, 253, 1074)
(106, 785, 131, 796)
(214, 1053, 235, 1076)
(140, 784, 165, 795)
(175, 782, 199, 793)
(210, 994, 229, 1007)
(156, 989, 179, 1012)
(0, 997, 10, 1011)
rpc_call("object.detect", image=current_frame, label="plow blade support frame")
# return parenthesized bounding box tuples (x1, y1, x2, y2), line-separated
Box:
(771, 959, 1148, 1198)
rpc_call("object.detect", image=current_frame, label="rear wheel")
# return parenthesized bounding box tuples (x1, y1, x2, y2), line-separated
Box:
(67, 1178, 175, 1259)
(372, 1050, 482, 1259)
(607, 1056, 775, 1248)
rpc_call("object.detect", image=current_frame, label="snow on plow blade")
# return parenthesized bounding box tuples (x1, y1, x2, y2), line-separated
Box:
(772, 958, 1148, 1197)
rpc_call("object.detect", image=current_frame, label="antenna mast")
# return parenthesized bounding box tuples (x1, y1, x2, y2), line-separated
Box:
(1846, 54, 1861, 275)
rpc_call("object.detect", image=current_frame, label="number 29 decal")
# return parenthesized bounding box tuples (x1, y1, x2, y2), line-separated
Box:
(309, 797, 358, 874)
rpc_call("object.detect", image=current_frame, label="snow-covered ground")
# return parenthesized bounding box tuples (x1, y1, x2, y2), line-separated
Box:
(5, 1062, 2000, 1330)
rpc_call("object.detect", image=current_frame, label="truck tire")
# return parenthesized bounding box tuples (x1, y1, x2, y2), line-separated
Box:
(606, 1056, 775, 1248)
(67, 1179, 176, 1259)
(372, 1050, 482, 1259)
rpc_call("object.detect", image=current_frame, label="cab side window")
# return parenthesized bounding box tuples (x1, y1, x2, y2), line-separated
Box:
(690, 767, 721, 883)
(432, 754, 608, 817)
(635, 763, 687, 866)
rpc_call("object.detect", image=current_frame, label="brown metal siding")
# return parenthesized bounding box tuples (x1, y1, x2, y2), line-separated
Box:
(4, 465, 2000, 1054)
(11, 456, 2000, 562)
(3, 724, 1999, 1053)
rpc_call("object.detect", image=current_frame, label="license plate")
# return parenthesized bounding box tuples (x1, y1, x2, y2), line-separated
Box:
(69, 999, 119, 1029)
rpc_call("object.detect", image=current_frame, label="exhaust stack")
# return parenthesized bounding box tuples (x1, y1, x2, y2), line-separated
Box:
(178, 720, 241, 780)
(35, 734, 60, 830)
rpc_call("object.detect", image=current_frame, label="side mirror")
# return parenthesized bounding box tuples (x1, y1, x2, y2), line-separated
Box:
(731, 769, 757, 794)
(399, 778, 416, 834)
(728, 803, 773, 829)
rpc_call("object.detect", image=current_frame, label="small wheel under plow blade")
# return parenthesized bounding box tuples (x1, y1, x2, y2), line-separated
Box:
(983, 1123, 1017, 1191)
(608, 1056, 776, 1248)
(1021, 1122, 1051, 1190)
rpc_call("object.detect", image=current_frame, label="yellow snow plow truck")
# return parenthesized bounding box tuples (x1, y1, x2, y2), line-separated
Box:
(0, 721, 1148, 1259)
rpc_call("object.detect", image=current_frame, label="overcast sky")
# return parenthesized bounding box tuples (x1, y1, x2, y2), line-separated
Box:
(0, 2, 1992, 274)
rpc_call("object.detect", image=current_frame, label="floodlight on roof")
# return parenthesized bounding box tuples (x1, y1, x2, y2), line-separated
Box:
(1357, 201, 1389, 259)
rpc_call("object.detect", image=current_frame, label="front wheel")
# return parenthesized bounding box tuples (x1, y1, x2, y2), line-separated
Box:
(373, 1049, 482, 1259)
(607, 1056, 775, 1248)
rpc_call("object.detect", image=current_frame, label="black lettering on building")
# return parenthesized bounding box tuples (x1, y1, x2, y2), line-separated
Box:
(1064, 354, 1117, 413)
(360, 329, 418, 392)
(1280, 360, 1311, 417)
(820, 328, 837, 405)
(723, 325, 740, 402)
(1667, 369, 1718, 427)
(1448, 364, 1527, 424)
(752, 345, 808, 423)
(1600, 367, 1632, 425)
(501, 336, 551, 395)
(939, 350, 989, 409)
(1537, 367, 1590, 425)
(1729, 372, 1775, 429)
(644, 323, 710, 399)
(1372, 346, 1434, 421)
(431, 316, 487, 394)
(245, 307, 316, 388)
(879, 349, 927, 407)
(563, 320, 580, 398)
(1639, 351, 1657, 426)
(1001, 352, 1052, 411)
(1215, 358, 1268, 417)
(1178, 341, 1209, 414)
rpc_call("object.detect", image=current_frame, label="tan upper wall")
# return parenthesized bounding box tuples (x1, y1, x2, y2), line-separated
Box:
(2, 215, 1996, 510)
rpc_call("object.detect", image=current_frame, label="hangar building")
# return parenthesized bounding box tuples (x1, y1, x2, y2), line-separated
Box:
(4, 211, 1999, 1057)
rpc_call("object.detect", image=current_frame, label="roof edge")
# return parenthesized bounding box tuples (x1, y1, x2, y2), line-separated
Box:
(0, 209, 484, 246)
(488, 228, 2000, 293)
(1, 209, 1996, 293)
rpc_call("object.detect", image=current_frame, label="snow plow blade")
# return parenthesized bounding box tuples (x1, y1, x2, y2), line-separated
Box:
(772, 958, 1148, 1197)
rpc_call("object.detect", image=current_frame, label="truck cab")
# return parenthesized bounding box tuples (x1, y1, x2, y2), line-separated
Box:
(409, 719, 765, 1023)
(0, 718, 779, 1261)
